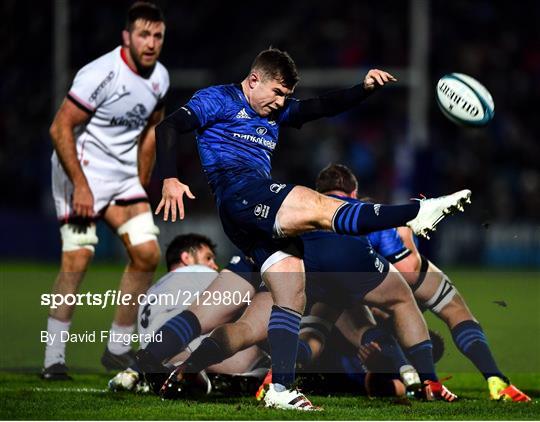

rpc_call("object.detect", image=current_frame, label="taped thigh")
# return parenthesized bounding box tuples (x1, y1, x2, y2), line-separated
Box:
(60, 222, 98, 252)
(117, 212, 159, 247)
(423, 274, 457, 315)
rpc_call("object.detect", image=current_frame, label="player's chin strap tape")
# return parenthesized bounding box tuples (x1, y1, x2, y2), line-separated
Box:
(423, 274, 457, 314)
(60, 222, 99, 252)
(117, 212, 160, 247)
(410, 254, 430, 292)
(299, 315, 333, 343)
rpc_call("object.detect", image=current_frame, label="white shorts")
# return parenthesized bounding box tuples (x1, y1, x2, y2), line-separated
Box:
(51, 156, 147, 221)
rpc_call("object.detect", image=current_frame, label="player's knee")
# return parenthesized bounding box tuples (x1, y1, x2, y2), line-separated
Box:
(60, 247, 94, 273)
(60, 222, 98, 253)
(117, 212, 160, 250)
(129, 242, 161, 272)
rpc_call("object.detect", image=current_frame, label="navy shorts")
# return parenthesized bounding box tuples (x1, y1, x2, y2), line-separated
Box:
(218, 178, 301, 268)
(224, 253, 261, 290)
(301, 231, 389, 309)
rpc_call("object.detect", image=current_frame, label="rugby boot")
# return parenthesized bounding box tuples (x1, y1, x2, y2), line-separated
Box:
(488, 376, 531, 402)
(423, 378, 458, 402)
(255, 369, 273, 401)
(407, 189, 472, 239)
(264, 383, 322, 411)
(41, 362, 73, 381)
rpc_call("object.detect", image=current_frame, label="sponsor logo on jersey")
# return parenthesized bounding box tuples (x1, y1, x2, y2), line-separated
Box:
(256, 127, 268, 136)
(270, 183, 286, 193)
(230, 256, 241, 265)
(88, 71, 115, 103)
(235, 108, 251, 119)
(373, 203, 381, 216)
(152, 81, 160, 93)
(110, 103, 148, 129)
(268, 120, 276, 126)
(232, 133, 276, 150)
(394, 249, 410, 261)
(254, 204, 270, 218)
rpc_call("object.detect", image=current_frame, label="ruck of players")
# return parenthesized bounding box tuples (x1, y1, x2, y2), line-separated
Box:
(41, 0, 531, 413)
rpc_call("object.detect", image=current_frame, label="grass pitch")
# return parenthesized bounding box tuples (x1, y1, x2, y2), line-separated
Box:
(1, 263, 539, 419)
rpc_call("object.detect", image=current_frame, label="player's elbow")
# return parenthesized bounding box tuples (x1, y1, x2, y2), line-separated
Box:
(49, 120, 61, 144)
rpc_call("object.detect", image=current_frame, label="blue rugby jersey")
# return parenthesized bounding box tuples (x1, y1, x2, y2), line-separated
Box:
(367, 229, 410, 263)
(185, 84, 299, 195)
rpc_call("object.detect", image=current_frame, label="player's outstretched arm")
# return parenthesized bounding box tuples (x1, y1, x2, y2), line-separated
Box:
(50, 98, 94, 218)
(154, 106, 201, 221)
(284, 69, 397, 128)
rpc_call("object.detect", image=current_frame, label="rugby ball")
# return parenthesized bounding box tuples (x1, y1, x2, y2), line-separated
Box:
(436, 73, 494, 127)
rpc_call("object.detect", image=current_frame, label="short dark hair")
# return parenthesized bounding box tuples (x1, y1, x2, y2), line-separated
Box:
(250, 48, 299, 89)
(315, 163, 358, 195)
(165, 233, 216, 271)
(126, 1, 164, 31)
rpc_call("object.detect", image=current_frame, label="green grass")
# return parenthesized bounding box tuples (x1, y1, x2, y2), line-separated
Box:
(1, 263, 539, 419)
(0, 372, 538, 420)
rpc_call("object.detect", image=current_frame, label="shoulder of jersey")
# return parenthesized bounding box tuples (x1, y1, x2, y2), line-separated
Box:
(173, 265, 217, 273)
(80, 47, 120, 74)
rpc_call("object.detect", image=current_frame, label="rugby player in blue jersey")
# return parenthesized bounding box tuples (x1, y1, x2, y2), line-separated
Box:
(150, 48, 471, 410)
(313, 163, 531, 402)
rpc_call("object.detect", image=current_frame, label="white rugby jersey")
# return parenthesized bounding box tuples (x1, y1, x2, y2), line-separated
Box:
(54, 46, 169, 179)
(138, 265, 217, 348)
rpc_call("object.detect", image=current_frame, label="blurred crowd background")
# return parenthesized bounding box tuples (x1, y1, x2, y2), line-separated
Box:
(1, 0, 539, 266)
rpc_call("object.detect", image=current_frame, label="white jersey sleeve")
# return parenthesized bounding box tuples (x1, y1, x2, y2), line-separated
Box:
(68, 54, 116, 113)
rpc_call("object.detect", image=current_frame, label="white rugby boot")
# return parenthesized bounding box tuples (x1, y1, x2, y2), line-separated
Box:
(263, 383, 322, 411)
(399, 364, 422, 392)
(407, 189, 472, 239)
(108, 368, 139, 392)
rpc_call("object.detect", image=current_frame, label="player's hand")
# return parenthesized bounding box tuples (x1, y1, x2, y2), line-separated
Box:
(155, 178, 196, 222)
(72, 183, 94, 218)
(363, 69, 397, 91)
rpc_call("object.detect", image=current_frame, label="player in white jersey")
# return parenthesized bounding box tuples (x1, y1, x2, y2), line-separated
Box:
(109, 234, 268, 393)
(43, 2, 169, 379)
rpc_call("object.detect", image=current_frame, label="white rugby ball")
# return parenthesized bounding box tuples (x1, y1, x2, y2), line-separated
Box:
(436, 73, 494, 127)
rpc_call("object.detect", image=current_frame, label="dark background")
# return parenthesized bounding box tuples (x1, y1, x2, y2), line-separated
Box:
(1, 0, 539, 266)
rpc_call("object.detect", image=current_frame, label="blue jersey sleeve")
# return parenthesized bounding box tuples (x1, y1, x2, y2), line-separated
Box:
(185, 86, 227, 128)
(368, 228, 411, 263)
(276, 98, 301, 127)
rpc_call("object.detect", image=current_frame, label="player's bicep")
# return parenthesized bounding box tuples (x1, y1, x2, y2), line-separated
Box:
(51, 98, 92, 135)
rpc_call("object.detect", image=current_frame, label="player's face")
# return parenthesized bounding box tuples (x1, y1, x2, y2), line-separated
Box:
(192, 245, 218, 271)
(123, 19, 165, 70)
(249, 74, 294, 117)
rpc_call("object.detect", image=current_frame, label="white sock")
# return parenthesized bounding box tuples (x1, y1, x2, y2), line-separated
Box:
(107, 323, 135, 355)
(44, 317, 71, 368)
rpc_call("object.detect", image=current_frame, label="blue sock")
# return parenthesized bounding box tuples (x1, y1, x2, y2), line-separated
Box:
(145, 310, 201, 362)
(184, 337, 226, 373)
(332, 202, 420, 235)
(268, 305, 301, 388)
(406, 340, 438, 382)
(361, 327, 410, 372)
(295, 339, 313, 369)
(451, 320, 506, 381)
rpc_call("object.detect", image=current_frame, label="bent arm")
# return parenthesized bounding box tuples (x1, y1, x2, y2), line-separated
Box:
(138, 108, 165, 187)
